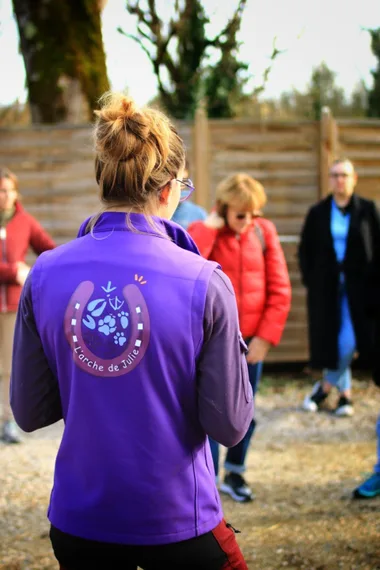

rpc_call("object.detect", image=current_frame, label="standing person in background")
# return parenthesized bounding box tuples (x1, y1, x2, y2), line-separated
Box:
(171, 160, 207, 229)
(10, 93, 251, 569)
(299, 158, 380, 417)
(188, 173, 291, 503)
(0, 167, 55, 444)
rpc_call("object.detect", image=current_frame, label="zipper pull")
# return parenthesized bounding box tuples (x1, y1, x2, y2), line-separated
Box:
(0, 227, 6, 240)
(226, 522, 241, 534)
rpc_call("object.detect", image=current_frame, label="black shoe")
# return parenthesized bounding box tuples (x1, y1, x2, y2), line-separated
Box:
(302, 382, 329, 412)
(334, 395, 354, 417)
(219, 473, 254, 503)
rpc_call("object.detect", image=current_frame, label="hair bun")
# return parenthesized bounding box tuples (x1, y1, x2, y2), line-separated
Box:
(94, 93, 150, 162)
(121, 97, 136, 119)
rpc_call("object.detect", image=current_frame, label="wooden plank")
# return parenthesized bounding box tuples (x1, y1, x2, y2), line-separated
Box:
(208, 130, 318, 150)
(336, 119, 380, 127)
(212, 151, 317, 165)
(211, 168, 318, 182)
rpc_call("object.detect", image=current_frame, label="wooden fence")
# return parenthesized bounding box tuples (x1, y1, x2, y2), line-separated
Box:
(1, 110, 380, 363)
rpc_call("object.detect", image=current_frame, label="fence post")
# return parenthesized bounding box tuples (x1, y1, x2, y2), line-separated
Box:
(192, 102, 210, 210)
(319, 107, 339, 198)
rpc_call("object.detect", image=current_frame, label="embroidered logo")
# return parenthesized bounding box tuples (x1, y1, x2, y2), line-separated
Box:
(64, 279, 150, 377)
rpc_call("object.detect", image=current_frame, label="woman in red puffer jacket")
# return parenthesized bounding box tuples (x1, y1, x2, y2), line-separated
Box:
(0, 167, 55, 444)
(188, 172, 291, 503)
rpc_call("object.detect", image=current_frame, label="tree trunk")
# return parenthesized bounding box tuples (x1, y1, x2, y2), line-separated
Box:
(12, 0, 110, 124)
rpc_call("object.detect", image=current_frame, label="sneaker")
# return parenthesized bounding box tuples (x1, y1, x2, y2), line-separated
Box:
(334, 395, 354, 417)
(1, 420, 22, 444)
(302, 382, 328, 412)
(353, 473, 380, 499)
(219, 473, 255, 503)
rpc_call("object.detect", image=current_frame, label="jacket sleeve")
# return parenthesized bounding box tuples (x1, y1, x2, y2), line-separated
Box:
(29, 216, 56, 255)
(0, 261, 18, 284)
(255, 219, 291, 346)
(10, 270, 63, 432)
(197, 268, 253, 447)
(369, 201, 380, 291)
(298, 207, 315, 288)
(187, 221, 218, 260)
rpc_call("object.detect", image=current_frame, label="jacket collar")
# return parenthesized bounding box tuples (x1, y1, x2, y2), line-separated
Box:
(77, 212, 201, 256)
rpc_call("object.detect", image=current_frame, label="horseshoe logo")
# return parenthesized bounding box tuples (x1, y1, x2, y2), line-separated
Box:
(64, 281, 150, 377)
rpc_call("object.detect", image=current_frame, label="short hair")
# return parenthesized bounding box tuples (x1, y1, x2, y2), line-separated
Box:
(94, 92, 186, 211)
(330, 157, 355, 172)
(215, 173, 267, 216)
(0, 167, 19, 192)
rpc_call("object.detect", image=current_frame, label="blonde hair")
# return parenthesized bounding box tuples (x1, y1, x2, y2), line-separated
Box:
(93, 92, 185, 212)
(330, 157, 355, 172)
(215, 173, 267, 216)
(0, 167, 19, 193)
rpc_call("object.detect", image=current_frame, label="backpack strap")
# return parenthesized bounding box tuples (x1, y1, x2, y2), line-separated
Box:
(254, 220, 266, 253)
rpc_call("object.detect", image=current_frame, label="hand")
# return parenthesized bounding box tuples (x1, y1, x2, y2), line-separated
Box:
(204, 211, 225, 230)
(16, 261, 30, 286)
(246, 337, 271, 364)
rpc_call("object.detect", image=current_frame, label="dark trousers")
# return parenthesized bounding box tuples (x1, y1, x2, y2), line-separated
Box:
(210, 361, 263, 477)
(50, 519, 248, 570)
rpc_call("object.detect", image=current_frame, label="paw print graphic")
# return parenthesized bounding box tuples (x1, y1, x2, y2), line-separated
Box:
(98, 315, 117, 336)
(114, 332, 127, 347)
(118, 311, 129, 330)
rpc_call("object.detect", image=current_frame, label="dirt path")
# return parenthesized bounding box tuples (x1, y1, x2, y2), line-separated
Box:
(1, 378, 379, 569)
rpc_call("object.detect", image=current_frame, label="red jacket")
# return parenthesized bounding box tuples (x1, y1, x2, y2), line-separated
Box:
(188, 218, 291, 344)
(0, 202, 56, 312)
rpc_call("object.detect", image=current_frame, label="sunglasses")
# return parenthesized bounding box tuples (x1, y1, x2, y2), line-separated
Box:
(175, 178, 195, 202)
(235, 212, 254, 220)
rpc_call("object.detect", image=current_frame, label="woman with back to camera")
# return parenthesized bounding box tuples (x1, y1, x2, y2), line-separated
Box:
(188, 174, 291, 503)
(10, 93, 252, 570)
(0, 167, 55, 444)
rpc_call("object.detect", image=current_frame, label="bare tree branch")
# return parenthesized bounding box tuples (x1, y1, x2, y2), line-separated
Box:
(126, 2, 151, 28)
(117, 27, 153, 62)
(147, 0, 161, 39)
(207, 0, 247, 48)
(252, 37, 286, 96)
(123, 1, 181, 86)
(136, 24, 153, 44)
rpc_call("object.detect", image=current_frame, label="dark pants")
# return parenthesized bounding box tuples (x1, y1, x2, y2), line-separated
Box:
(50, 519, 248, 570)
(210, 361, 263, 477)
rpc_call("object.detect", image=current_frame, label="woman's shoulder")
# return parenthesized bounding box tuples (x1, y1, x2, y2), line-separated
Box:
(254, 216, 278, 237)
(14, 202, 37, 224)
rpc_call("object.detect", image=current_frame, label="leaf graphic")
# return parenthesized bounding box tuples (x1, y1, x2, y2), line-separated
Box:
(82, 315, 96, 330)
(87, 299, 107, 317)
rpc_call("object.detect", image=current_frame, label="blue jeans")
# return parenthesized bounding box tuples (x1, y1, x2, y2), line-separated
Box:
(209, 361, 263, 478)
(324, 292, 356, 392)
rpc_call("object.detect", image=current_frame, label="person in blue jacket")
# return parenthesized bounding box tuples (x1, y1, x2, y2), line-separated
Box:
(171, 161, 207, 229)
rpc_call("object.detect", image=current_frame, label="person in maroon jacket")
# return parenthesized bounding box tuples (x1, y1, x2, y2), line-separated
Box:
(0, 167, 55, 444)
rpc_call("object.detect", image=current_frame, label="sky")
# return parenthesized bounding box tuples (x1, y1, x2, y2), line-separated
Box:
(0, 0, 379, 107)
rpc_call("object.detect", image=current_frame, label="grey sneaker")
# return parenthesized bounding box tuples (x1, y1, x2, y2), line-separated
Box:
(2, 420, 22, 444)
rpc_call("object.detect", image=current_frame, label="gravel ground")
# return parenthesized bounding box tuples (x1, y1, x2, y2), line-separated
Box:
(0, 377, 379, 569)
